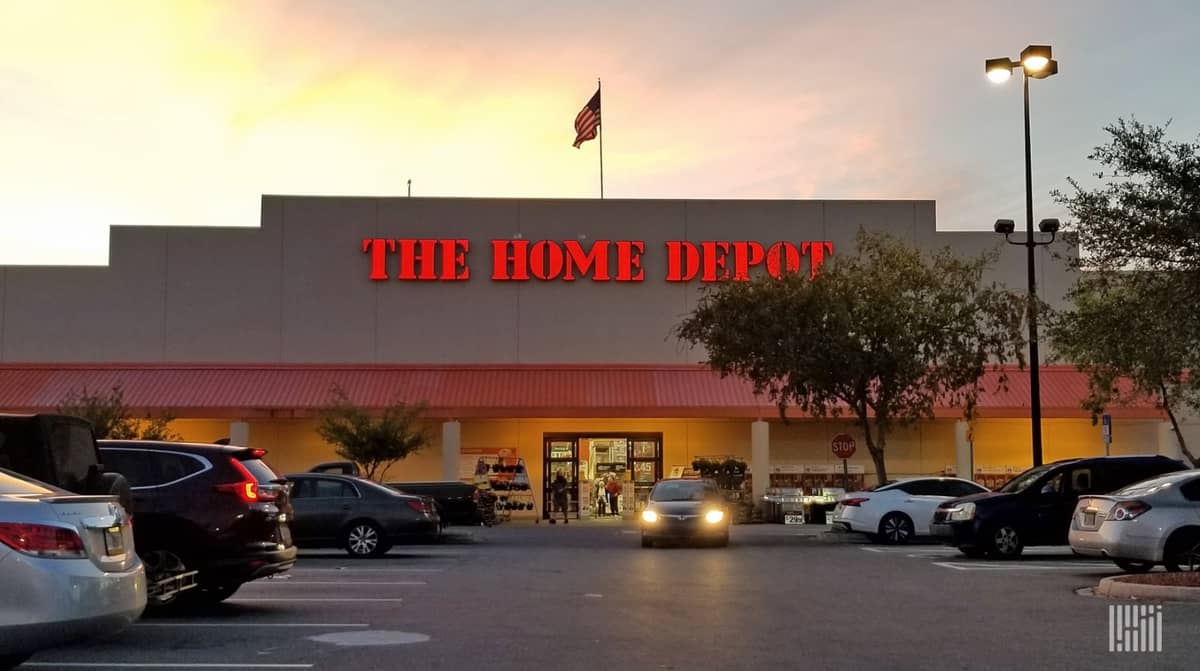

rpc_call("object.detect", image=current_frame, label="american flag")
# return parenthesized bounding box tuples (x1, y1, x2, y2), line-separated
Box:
(572, 88, 601, 148)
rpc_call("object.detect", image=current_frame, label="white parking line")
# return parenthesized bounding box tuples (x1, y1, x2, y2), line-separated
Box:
(286, 568, 443, 573)
(933, 561, 1111, 571)
(250, 581, 427, 586)
(861, 546, 954, 554)
(24, 664, 312, 669)
(134, 623, 369, 628)
(227, 598, 404, 603)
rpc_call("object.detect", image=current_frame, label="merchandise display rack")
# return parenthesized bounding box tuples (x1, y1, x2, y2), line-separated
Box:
(477, 456, 539, 524)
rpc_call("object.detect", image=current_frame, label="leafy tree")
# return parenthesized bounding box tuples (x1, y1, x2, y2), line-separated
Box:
(1051, 117, 1200, 466)
(1049, 274, 1199, 466)
(57, 385, 182, 441)
(316, 387, 431, 481)
(675, 230, 1028, 485)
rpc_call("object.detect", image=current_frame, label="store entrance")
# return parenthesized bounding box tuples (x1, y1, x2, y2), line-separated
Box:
(543, 432, 663, 520)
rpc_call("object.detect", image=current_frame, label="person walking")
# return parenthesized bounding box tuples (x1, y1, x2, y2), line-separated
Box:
(605, 476, 621, 517)
(550, 470, 569, 524)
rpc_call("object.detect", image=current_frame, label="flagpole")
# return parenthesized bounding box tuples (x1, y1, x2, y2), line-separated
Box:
(598, 77, 604, 200)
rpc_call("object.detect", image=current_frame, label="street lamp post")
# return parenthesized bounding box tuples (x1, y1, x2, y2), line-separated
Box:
(986, 45, 1060, 468)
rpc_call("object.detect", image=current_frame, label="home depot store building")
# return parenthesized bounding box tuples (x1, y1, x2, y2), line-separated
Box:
(0, 197, 1179, 517)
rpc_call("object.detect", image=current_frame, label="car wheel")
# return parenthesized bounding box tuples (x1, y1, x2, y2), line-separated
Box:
(142, 549, 192, 606)
(878, 513, 914, 545)
(1113, 559, 1155, 574)
(343, 521, 387, 558)
(988, 525, 1024, 558)
(641, 535, 653, 548)
(0, 653, 32, 670)
(1162, 530, 1200, 572)
(957, 546, 987, 559)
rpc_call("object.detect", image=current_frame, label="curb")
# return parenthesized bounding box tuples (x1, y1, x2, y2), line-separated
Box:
(1095, 575, 1200, 602)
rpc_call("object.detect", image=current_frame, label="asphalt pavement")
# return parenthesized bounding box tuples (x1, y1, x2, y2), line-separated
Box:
(22, 522, 1200, 671)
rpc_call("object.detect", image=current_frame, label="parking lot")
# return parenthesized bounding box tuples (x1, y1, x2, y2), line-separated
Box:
(22, 524, 1200, 671)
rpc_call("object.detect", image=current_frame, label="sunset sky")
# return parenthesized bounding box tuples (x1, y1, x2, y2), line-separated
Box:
(2, 0, 1198, 265)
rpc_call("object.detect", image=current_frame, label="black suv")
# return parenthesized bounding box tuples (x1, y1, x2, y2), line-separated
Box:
(387, 480, 485, 526)
(932, 455, 1188, 558)
(98, 440, 297, 605)
(0, 414, 133, 512)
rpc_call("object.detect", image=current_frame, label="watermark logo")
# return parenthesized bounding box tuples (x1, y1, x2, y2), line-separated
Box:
(1109, 604, 1163, 652)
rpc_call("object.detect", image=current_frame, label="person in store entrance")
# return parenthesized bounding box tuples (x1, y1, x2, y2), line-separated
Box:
(606, 476, 621, 517)
(550, 470, 569, 524)
(594, 478, 607, 517)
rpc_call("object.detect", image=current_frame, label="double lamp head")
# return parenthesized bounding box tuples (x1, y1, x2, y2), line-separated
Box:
(986, 45, 1058, 83)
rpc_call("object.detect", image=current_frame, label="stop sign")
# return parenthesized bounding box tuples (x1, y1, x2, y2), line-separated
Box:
(831, 433, 857, 459)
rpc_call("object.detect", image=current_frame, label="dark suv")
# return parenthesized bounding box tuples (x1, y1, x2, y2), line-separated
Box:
(387, 481, 485, 526)
(98, 441, 296, 605)
(0, 414, 133, 513)
(932, 455, 1188, 558)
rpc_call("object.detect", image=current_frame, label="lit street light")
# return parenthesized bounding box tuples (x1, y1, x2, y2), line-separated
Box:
(986, 44, 1060, 468)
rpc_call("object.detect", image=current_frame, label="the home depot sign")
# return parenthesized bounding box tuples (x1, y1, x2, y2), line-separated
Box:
(361, 238, 833, 283)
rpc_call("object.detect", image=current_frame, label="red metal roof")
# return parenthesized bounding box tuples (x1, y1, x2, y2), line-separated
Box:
(0, 363, 1162, 420)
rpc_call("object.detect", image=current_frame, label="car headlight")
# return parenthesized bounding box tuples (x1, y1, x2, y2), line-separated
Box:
(705, 509, 725, 524)
(641, 510, 658, 523)
(946, 502, 975, 521)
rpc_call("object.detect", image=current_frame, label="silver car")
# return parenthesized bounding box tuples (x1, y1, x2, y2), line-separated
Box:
(1070, 469, 1200, 573)
(0, 469, 146, 669)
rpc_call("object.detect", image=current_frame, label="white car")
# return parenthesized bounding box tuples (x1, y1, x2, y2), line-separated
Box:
(1070, 469, 1200, 573)
(0, 469, 145, 669)
(833, 477, 990, 544)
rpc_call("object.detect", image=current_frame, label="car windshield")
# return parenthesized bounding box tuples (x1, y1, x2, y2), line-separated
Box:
(358, 478, 408, 497)
(650, 481, 715, 501)
(996, 464, 1056, 493)
(865, 480, 898, 492)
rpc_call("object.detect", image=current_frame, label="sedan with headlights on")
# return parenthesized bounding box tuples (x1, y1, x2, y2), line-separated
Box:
(639, 478, 730, 548)
(1070, 469, 1200, 573)
(0, 469, 146, 669)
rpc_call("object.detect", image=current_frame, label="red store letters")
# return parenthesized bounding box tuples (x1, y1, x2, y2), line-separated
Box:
(362, 238, 832, 283)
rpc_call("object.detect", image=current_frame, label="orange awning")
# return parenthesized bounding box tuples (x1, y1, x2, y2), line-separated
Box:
(0, 363, 1163, 420)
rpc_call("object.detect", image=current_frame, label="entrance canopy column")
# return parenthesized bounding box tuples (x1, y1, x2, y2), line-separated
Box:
(955, 420, 973, 480)
(442, 420, 462, 481)
(229, 421, 250, 447)
(751, 420, 769, 506)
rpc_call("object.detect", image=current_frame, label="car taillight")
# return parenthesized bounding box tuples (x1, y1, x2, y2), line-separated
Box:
(1110, 501, 1151, 521)
(0, 523, 86, 558)
(842, 497, 870, 507)
(215, 458, 277, 503)
(473, 489, 480, 503)
(406, 500, 428, 515)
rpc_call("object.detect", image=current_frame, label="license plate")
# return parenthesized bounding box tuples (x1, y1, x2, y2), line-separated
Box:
(1084, 512, 1097, 527)
(103, 526, 125, 556)
(784, 513, 805, 525)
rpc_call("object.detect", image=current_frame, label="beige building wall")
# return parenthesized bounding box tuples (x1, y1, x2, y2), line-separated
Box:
(0, 197, 1076, 365)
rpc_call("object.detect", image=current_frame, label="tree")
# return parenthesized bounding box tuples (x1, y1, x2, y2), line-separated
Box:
(674, 230, 1028, 485)
(315, 387, 431, 481)
(1049, 274, 1199, 466)
(57, 385, 182, 441)
(1051, 117, 1200, 466)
